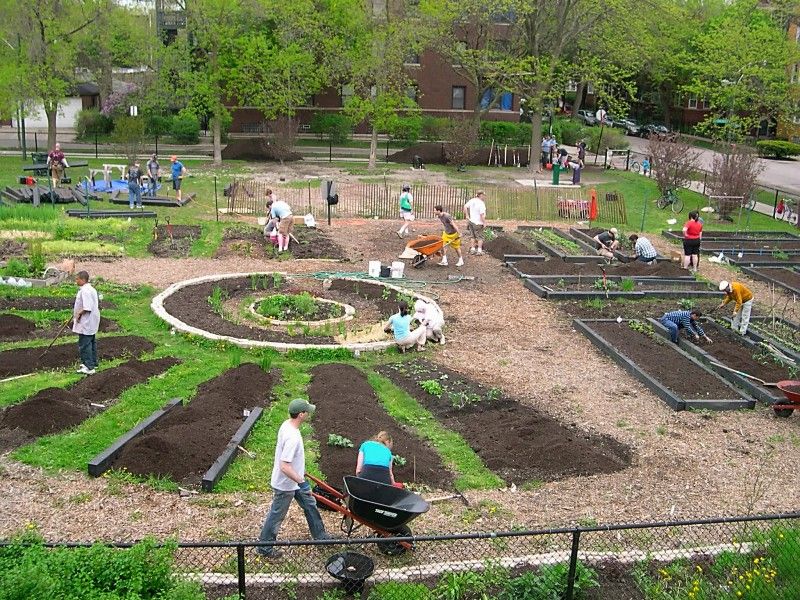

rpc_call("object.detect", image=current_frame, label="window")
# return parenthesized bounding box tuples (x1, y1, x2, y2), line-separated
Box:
(565, 81, 578, 93)
(688, 95, 698, 109)
(451, 86, 466, 110)
(404, 52, 421, 65)
(586, 82, 595, 95)
(341, 84, 354, 107)
(406, 86, 418, 102)
(480, 89, 513, 111)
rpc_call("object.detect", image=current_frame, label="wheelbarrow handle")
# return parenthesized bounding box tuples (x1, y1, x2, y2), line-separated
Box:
(306, 473, 345, 500)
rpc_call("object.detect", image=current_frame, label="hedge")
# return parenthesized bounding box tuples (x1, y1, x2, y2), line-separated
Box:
(756, 140, 800, 159)
(479, 121, 532, 146)
(75, 109, 114, 140)
(310, 113, 353, 144)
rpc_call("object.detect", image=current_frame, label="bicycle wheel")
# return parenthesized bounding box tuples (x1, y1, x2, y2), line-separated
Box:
(631, 161, 640, 173)
(656, 196, 668, 209)
(746, 198, 756, 211)
(671, 196, 684, 213)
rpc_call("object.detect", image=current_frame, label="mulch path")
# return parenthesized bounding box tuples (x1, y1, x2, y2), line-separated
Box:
(378, 360, 631, 484)
(147, 225, 201, 258)
(0, 335, 155, 379)
(214, 226, 346, 261)
(587, 322, 741, 400)
(0, 357, 180, 451)
(307, 363, 451, 490)
(111, 363, 274, 488)
(512, 259, 688, 277)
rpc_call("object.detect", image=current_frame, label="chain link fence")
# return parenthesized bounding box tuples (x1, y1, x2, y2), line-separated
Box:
(5, 512, 798, 599)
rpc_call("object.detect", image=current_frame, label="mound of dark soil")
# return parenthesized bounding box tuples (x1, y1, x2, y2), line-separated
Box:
(148, 225, 201, 258)
(221, 138, 303, 161)
(0, 314, 36, 340)
(0, 240, 27, 256)
(0, 297, 116, 311)
(111, 363, 274, 487)
(214, 226, 346, 260)
(0, 335, 155, 378)
(308, 363, 451, 489)
(0, 357, 180, 448)
(485, 234, 538, 260)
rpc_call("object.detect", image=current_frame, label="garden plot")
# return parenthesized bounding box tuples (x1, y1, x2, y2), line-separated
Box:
(574, 319, 755, 411)
(727, 254, 800, 268)
(0, 313, 118, 342)
(554, 297, 719, 321)
(523, 277, 718, 300)
(157, 273, 434, 349)
(665, 321, 794, 405)
(570, 227, 667, 263)
(743, 317, 800, 362)
(0, 295, 116, 311)
(702, 240, 800, 252)
(214, 225, 346, 260)
(509, 258, 689, 278)
(661, 230, 800, 242)
(0, 357, 179, 451)
(483, 233, 544, 262)
(378, 360, 631, 484)
(108, 363, 274, 488)
(0, 335, 154, 379)
(515, 226, 600, 262)
(740, 266, 800, 296)
(147, 225, 201, 258)
(307, 363, 452, 490)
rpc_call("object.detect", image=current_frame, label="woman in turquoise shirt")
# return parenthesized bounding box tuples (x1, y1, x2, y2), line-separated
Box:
(355, 431, 397, 486)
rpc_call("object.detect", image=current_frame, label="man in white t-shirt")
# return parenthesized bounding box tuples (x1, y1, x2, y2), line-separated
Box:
(413, 298, 445, 345)
(464, 191, 487, 255)
(72, 271, 100, 375)
(257, 398, 328, 558)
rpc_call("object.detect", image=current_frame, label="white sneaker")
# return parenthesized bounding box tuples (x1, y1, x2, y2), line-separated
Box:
(438, 259, 448, 266)
(84, 368, 96, 375)
(456, 258, 464, 267)
(78, 365, 95, 374)
(439, 334, 446, 345)
(476, 250, 484, 256)
(76, 364, 87, 373)
(469, 247, 477, 255)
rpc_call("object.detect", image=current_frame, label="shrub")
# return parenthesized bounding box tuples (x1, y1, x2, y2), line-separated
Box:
(421, 116, 450, 142)
(75, 108, 113, 140)
(479, 121, 531, 146)
(586, 126, 628, 154)
(111, 115, 146, 161)
(310, 113, 353, 144)
(756, 140, 800, 159)
(386, 114, 422, 143)
(552, 118, 586, 146)
(145, 114, 173, 138)
(2, 258, 30, 277)
(171, 113, 201, 144)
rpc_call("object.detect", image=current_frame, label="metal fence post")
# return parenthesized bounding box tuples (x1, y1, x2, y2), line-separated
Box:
(237, 544, 246, 599)
(625, 149, 630, 171)
(564, 529, 582, 600)
(773, 189, 779, 219)
(214, 176, 219, 222)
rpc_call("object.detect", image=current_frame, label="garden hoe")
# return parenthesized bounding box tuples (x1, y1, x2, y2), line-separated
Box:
(708, 361, 778, 387)
(38, 317, 72, 360)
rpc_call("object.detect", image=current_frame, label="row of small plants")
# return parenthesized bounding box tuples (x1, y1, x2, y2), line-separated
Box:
(327, 433, 407, 465)
(257, 292, 343, 321)
(418, 376, 502, 409)
(525, 228, 584, 255)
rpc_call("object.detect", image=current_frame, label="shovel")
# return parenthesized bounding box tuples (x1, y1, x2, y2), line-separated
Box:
(708, 361, 778, 387)
(39, 317, 72, 360)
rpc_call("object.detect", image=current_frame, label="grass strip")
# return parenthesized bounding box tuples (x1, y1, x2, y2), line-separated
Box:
(0, 371, 81, 408)
(366, 371, 503, 491)
(189, 222, 226, 257)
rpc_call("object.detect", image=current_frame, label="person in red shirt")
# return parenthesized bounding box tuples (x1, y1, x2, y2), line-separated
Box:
(46, 143, 69, 189)
(682, 211, 703, 273)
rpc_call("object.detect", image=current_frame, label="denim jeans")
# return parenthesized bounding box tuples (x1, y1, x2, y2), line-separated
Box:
(78, 334, 97, 369)
(659, 318, 679, 343)
(258, 486, 327, 555)
(148, 175, 158, 197)
(636, 255, 656, 263)
(128, 184, 142, 208)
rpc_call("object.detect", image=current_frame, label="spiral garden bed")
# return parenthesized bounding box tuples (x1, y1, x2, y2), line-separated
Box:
(153, 273, 440, 351)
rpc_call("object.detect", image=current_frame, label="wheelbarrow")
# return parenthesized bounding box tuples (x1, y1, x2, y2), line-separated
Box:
(709, 362, 800, 418)
(398, 234, 458, 268)
(307, 474, 429, 555)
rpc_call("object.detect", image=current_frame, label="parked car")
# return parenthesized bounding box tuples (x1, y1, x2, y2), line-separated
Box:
(617, 119, 641, 136)
(576, 110, 597, 126)
(641, 124, 670, 137)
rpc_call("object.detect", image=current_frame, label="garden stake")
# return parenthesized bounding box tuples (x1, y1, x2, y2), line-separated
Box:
(166, 217, 175, 248)
(601, 267, 609, 299)
(152, 216, 159, 241)
(0, 373, 36, 384)
(38, 317, 72, 360)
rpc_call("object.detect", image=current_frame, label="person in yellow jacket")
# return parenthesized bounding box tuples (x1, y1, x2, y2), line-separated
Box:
(717, 280, 753, 335)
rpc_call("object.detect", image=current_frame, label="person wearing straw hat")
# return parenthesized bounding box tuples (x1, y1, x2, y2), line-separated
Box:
(717, 280, 754, 335)
(257, 398, 329, 558)
(169, 155, 187, 202)
(593, 227, 620, 260)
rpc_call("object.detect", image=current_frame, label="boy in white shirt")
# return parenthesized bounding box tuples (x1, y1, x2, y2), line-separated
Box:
(72, 271, 100, 375)
(464, 191, 487, 255)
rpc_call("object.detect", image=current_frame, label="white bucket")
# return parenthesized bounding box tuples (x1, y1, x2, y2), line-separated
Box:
(257, 217, 267, 226)
(368, 261, 381, 278)
(390, 261, 405, 279)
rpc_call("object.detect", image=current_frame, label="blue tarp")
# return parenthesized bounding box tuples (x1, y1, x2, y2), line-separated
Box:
(81, 180, 161, 194)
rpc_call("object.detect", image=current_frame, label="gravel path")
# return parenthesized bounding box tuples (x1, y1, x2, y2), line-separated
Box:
(2, 219, 799, 543)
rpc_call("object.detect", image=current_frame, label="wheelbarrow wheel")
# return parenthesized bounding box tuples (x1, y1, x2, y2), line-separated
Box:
(376, 525, 412, 556)
(412, 255, 426, 269)
(773, 407, 794, 418)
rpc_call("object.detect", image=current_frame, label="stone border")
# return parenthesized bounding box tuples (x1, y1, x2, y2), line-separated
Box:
(151, 272, 440, 352)
(247, 297, 355, 328)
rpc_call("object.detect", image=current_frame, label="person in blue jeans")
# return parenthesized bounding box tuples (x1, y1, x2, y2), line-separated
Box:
(257, 398, 328, 558)
(356, 431, 398, 486)
(146, 154, 160, 197)
(659, 310, 712, 344)
(127, 161, 143, 209)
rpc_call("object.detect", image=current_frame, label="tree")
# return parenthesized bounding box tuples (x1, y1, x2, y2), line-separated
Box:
(707, 143, 764, 219)
(647, 136, 700, 196)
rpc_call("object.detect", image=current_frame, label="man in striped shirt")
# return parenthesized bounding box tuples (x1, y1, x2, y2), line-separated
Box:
(659, 310, 712, 344)
(629, 234, 658, 263)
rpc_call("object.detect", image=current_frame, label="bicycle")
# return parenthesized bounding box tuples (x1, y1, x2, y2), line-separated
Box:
(630, 160, 641, 173)
(655, 189, 684, 213)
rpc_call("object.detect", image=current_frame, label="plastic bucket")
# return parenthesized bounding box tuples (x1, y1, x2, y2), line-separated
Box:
(368, 261, 381, 277)
(380, 266, 391, 278)
(390, 261, 405, 279)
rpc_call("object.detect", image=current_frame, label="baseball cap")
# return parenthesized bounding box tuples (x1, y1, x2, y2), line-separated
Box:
(288, 398, 316, 414)
(718, 280, 729, 291)
(610, 227, 618, 235)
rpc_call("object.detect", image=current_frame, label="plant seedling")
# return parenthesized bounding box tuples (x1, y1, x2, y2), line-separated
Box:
(327, 433, 354, 448)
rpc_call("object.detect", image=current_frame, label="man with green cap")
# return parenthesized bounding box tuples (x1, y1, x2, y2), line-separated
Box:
(257, 398, 328, 557)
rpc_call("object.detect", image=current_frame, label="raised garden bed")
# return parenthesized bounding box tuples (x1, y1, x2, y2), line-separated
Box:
(570, 228, 668, 263)
(484, 233, 544, 262)
(661, 320, 793, 405)
(307, 363, 451, 489)
(741, 316, 800, 362)
(148, 225, 201, 258)
(0, 335, 155, 379)
(378, 360, 631, 484)
(214, 225, 346, 260)
(574, 319, 756, 411)
(508, 259, 690, 278)
(523, 277, 717, 300)
(0, 314, 118, 342)
(554, 297, 719, 321)
(702, 240, 800, 252)
(66, 208, 156, 219)
(740, 266, 800, 296)
(662, 230, 800, 242)
(515, 226, 599, 262)
(0, 357, 179, 451)
(107, 363, 274, 488)
(155, 273, 437, 350)
(727, 254, 800, 268)
(0, 272, 69, 288)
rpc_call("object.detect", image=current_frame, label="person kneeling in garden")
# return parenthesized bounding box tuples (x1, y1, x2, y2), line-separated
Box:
(717, 280, 753, 335)
(413, 298, 445, 345)
(385, 301, 427, 352)
(628, 234, 658, 263)
(659, 309, 712, 344)
(356, 431, 402, 487)
(593, 228, 619, 260)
